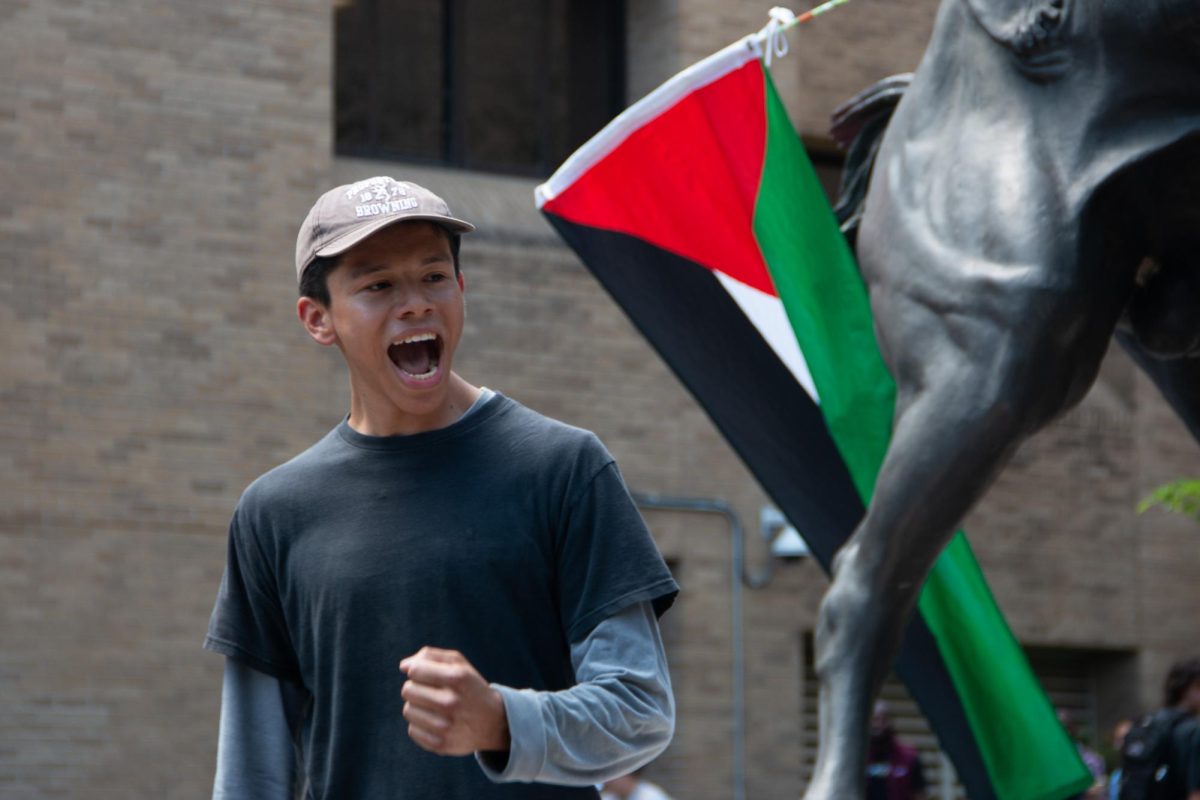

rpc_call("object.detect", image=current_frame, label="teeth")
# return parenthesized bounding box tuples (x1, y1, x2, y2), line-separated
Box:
(393, 332, 437, 346)
(401, 364, 439, 380)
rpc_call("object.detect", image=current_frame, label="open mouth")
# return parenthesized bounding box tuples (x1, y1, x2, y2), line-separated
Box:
(388, 332, 443, 381)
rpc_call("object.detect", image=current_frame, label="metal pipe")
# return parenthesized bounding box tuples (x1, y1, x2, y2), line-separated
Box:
(632, 493, 774, 800)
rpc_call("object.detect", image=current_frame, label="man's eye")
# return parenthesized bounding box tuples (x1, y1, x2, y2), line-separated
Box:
(365, 282, 389, 292)
(426, 273, 447, 283)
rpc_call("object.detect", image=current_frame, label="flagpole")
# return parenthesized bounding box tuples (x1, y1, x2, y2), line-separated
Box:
(792, 0, 853, 27)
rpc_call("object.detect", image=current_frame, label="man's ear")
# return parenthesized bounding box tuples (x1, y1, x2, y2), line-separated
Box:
(297, 296, 337, 346)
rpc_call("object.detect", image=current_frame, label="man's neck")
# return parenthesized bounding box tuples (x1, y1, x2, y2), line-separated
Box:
(347, 373, 482, 436)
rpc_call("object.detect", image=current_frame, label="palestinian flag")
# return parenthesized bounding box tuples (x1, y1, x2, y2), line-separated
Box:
(536, 34, 1093, 800)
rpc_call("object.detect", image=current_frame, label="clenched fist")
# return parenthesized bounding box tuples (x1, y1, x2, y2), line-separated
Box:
(399, 647, 510, 756)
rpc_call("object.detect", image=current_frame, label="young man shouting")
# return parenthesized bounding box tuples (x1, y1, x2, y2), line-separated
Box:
(204, 177, 678, 799)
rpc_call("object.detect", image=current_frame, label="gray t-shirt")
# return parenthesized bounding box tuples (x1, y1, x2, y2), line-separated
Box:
(205, 393, 677, 799)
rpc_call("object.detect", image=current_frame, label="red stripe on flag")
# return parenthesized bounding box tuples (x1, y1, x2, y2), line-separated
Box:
(542, 60, 775, 296)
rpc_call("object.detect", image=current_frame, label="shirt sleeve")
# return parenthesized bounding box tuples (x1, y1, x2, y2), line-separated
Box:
(204, 511, 300, 682)
(213, 658, 310, 799)
(554, 459, 678, 643)
(474, 600, 674, 785)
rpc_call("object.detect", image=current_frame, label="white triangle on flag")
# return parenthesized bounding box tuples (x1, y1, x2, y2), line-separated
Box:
(714, 271, 819, 403)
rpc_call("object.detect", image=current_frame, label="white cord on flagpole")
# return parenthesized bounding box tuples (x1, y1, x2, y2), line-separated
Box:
(754, 0, 854, 64)
(759, 7, 796, 66)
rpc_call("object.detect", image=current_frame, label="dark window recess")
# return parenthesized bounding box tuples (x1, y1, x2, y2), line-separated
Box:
(335, 0, 625, 177)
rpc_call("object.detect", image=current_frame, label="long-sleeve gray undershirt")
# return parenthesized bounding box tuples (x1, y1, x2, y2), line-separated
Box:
(212, 601, 673, 798)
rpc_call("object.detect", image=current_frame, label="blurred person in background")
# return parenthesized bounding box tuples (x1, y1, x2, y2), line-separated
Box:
(1117, 658, 1200, 800)
(867, 700, 927, 800)
(1060, 708, 1107, 799)
(600, 767, 673, 800)
(1109, 719, 1133, 800)
(1104, 719, 1132, 800)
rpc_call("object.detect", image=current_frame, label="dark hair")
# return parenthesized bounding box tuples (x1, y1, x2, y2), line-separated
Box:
(299, 227, 462, 307)
(1163, 657, 1200, 707)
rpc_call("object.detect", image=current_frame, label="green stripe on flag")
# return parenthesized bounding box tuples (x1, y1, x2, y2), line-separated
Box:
(920, 537, 1094, 800)
(751, 79, 892, 501)
(750, 63, 1092, 800)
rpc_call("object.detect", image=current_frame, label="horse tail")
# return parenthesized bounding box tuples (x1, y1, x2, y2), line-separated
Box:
(830, 73, 913, 251)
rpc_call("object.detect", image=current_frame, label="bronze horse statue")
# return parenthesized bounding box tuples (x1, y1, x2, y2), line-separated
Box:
(808, 0, 1200, 796)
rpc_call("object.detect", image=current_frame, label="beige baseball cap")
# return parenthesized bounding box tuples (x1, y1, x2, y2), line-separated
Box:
(294, 176, 475, 281)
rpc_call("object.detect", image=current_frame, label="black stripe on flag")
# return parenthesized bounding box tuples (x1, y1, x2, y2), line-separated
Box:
(544, 216, 996, 800)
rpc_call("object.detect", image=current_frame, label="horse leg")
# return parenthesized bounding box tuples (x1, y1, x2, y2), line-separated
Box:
(803, 382, 1019, 798)
(802, 287, 1117, 799)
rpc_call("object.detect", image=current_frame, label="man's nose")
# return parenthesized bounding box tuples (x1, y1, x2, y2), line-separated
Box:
(394, 285, 433, 317)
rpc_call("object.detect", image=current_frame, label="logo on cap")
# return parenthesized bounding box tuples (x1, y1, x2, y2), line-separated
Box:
(343, 177, 421, 219)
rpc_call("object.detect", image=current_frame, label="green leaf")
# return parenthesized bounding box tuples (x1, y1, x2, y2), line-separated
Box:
(1137, 479, 1200, 522)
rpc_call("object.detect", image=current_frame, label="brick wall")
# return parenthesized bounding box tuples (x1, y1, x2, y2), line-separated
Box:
(1, 1, 334, 796)
(3, 2, 1198, 799)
